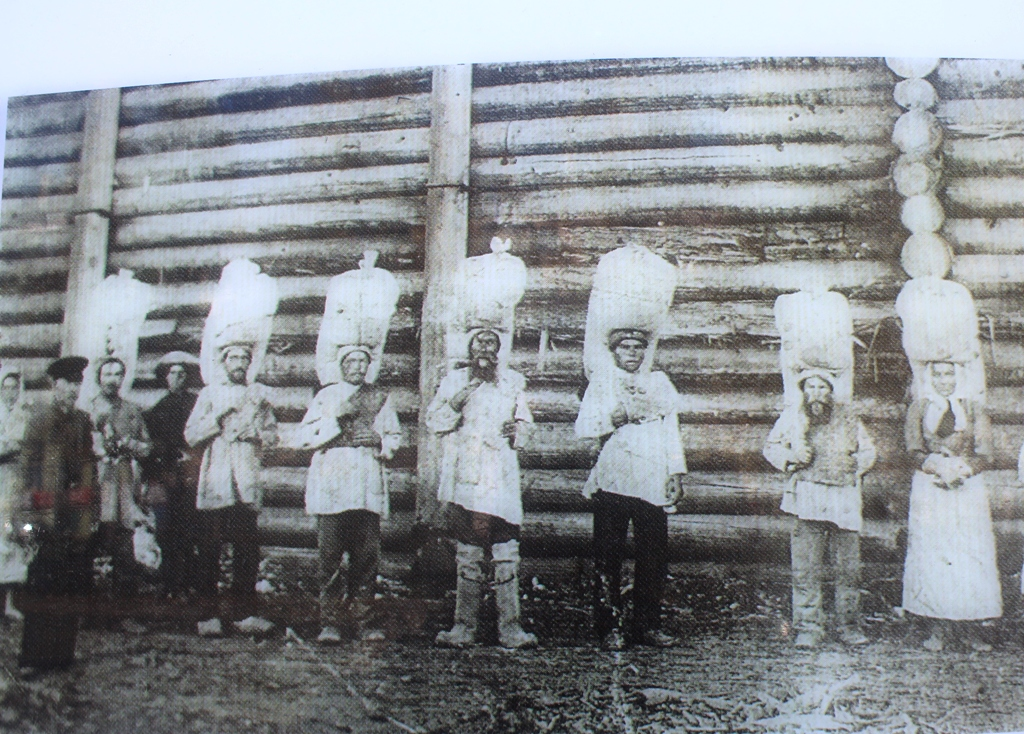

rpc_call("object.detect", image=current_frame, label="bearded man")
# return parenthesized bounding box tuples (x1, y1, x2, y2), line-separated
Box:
(763, 372, 876, 648)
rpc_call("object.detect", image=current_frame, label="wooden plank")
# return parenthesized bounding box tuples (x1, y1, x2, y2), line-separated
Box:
(114, 197, 424, 248)
(112, 163, 428, 217)
(471, 143, 894, 191)
(119, 67, 432, 124)
(3, 132, 82, 167)
(934, 58, 1024, 100)
(5, 98, 85, 138)
(471, 106, 900, 158)
(2, 162, 79, 198)
(0, 194, 76, 230)
(470, 179, 898, 229)
(0, 226, 74, 258)
(114, 128, 429, 188)
(118, 93, 431, 156)
(108, 235, 422, 276)
(472, 67, 893, 122)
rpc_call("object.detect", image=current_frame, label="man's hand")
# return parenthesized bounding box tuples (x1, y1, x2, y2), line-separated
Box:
(501, 420, 517, 440)
(665, 473, 684, 505)
(450, 377, 483, 412)
(787, 443, 812, 470)
(217, 407, 237, 428)
(610, 403, 629, 429)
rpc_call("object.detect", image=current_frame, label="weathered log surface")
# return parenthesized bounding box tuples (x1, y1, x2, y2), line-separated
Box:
(471, 106, 900, 158)
(118, 93, 431, 156)
(113, 163, 428, 217)
(935, 58, 1024, 100)
(2, 162, 79, 198)
(0, 194, 76, 230)
(470, 179, 897, 229)
(6, 98, 85, 139)
(951, 254, 1024, 294)
(472, 144, 894, 191)
(945, 176, 1024, 218)
(944, 138, 1024, 177)
(471, 68, 893, 122)
(118, 67, 432, 125)
(114, 128, 430, 189)
(944, 219, 1024, 255)
(3, 133, 83, 167)
(0, 227, 74, 258)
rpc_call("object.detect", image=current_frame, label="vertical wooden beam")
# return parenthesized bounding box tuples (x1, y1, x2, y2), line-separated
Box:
(416, 65, 473, 528)
(61, 88, 121, 355)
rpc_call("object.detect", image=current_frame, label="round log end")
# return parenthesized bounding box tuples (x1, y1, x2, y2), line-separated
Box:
(885, 57, 940, 79)
(901, 232, 952, 279)
(893, 155, 942, 197)
(901, 194, 946, 234)
(894, 78, 938, 111)
(892, 110, 943, 155)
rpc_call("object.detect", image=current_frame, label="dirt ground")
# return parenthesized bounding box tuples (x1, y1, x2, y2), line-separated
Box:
(2, 556, 1024, 734)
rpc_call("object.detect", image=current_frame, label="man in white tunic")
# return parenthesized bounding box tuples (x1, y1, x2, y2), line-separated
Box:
(427, 329, 536, 649)
(184, 344, 278, 637)
(763, 371, 876, 648)
(295, 346, 401, 644)
(576, 329, 686, 650)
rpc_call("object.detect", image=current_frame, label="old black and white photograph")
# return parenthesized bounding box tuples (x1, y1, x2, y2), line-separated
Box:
(2, 3, 1024, 732)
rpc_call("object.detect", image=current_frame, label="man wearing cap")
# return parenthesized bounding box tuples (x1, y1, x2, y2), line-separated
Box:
(185, 344, 278, 637)
(86, 356, 152, 599)
(576, 329, 687, 650)
(295, 346, 401, 645)
(427, 328, 537, 649)
(16, 356, 98, 674)
(764, 371, 876, 648)
(142, 352, 202, 599)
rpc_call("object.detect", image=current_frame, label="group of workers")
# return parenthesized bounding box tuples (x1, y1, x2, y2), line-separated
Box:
(0, 241, 1010, 678)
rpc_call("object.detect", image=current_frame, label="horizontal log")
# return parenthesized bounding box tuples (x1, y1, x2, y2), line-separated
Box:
(119, 67, 432, 125)
(472, 143, 894, 191)
(5, 98, 84, 138)
(114, 197, 424, 248)
(0, 194, 76, 230)
(934, 59, 1024, 100)
(3, 132, 82, 167)
(114, 128, 429, 188)
(470, 179, 898, 229)
(952, 254, 1024, 293)
(0, 226, 74, 258)
(472, 57, 889, 88)
(0, 291, 64, 324)
(257, 507, 911, 562)
(108, 235, 422, 277)
(119, 93, 431, 157)
(944, 219, 1024, 255)
(472, 106, 900, 158)
(2, 162, 78, 198)
(472, 67, 893, 122)
(944, 176, 1024, 218)
(113, 163, 428, 218)
(945, 138, 1024, 178)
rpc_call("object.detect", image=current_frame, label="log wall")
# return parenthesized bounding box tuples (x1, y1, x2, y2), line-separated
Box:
(6, 58, 1024, 565)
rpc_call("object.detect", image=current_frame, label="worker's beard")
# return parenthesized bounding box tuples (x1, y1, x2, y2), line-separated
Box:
(470, 355, 498, 382)
(804, 398, 833, 425)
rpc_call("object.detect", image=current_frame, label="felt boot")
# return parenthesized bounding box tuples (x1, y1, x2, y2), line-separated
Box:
(492, 540, 537, 650)
(435, 543, 484, 648)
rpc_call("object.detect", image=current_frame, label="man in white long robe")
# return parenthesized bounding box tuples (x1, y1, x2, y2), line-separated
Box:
(763, 372, 876, 648)
(426, 329, 536, 649)
(576, 329, 686, 650)
(294, 347, 401, 644)
(184, 344, 277, 637)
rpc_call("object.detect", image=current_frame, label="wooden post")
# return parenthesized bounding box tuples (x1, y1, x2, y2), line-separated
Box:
(61, 88, 121, 355)
(415, 65, 472, 564)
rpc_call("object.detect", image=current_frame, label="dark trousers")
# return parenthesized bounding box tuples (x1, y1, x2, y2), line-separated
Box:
(18, 532, 95, 670)
(98, 522, 137, 598)
(318, 510, 380, 625)
(791, 519, 861, 635)
(152, 478, 198, 596)
(196, 505, 260, 621)
(592, 491, 668, 637)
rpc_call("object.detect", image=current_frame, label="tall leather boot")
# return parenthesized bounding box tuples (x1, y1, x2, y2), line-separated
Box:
(435, 543, 485, 648)
(492, 540, 538, 650)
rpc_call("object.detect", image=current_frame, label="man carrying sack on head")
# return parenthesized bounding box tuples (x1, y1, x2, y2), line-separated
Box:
(293, 252, 401, 645)
(763, 370, 876, 648)
(16, 356, 98, 676)
(185, 259, 279, 638)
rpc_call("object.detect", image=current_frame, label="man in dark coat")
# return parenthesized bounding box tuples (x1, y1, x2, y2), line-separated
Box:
(16, 356, 98, 676)
(142, 352, 202, 598)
